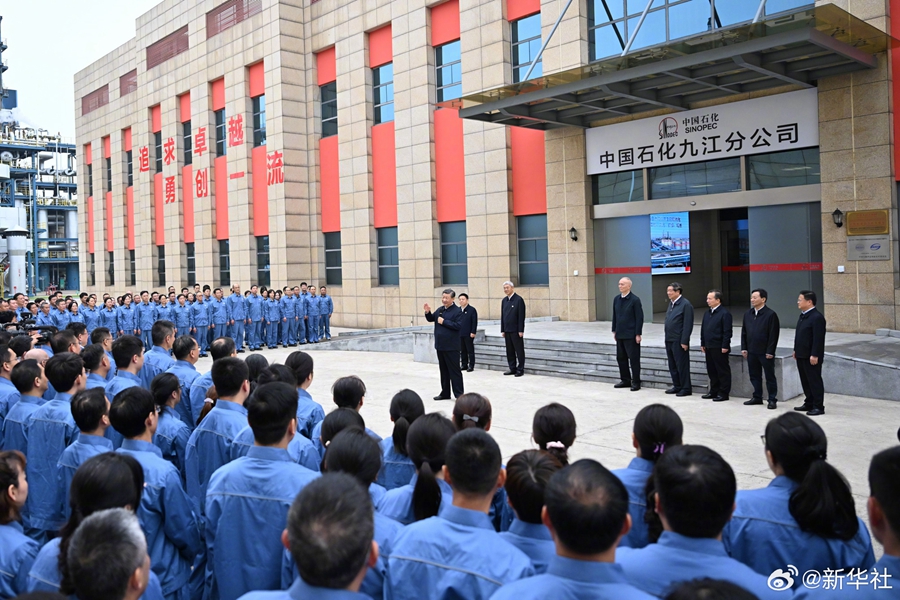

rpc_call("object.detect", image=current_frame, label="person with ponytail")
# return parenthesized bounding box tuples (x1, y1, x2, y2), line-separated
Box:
(612, 404, 683, 549)
(26, 452, 166, 599)
(532, 403, 577, 466)
(723, 412, 875, 585)
(377, 389, 425, 490)
(150, 373, 191, 481)
(0, 450, 38, 597)
(317, 408, 386, 506)
(377, 413, 456, 525)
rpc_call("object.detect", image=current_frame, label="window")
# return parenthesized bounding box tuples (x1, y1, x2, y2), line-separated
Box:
(105, 158, 112, 193)
(435, 41, 462, 102)
(146, 26, 189, 70)
(321, 82, 337, 138)
(183, 120, 192, 165)
(215, 109, 226, 156)
(107, 251, 115, 286)
(47, 212, 66, 238)
(256, 235, 270, 286)
(120, 70, 138, 97)
(129, 249, 136, 286)
(324, 232, 342, 285)
(82, 85, 109, 115)
(186, 243, 196, 286)
(154, 132, 163, 173)
(373, 64, 394, 124)
(87, 164, 93, 196)
(376, 226, 399, 286)
(592, 169, 643, 205)
(649, 157, 741, 199)
(219, 239, 231, 287)
(157, 245, 166, 286)
(126, 150, 133, 187)
(440, 221, 468, 285)
(207, 0, 262, 39)
(252, 95, 266, 146)
(517, 214, 549, 286)
(90, 253, 96, 287)
(748, 148, 820, 190)
(512, 14, 542, 82)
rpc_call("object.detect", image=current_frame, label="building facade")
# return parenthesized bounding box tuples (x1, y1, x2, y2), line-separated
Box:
(75, 0, 900, 333)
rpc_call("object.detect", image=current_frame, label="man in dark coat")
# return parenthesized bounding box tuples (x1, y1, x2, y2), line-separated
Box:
(793, 290, 826, 416)
(501, 281, 526, 377)
(664, 282, 694, 396)
(612, 277, 643, 391)
(425, 289, 464, 400)
(700, 289, 733, 401)
(740, 288, 780, 409)
(458, 293, 478, 372)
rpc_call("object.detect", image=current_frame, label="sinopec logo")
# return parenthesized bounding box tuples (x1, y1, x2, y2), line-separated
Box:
(659, 117, 678, 140)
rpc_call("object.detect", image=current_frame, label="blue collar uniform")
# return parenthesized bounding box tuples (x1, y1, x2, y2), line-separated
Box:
(210, 298, 231, 327)
(185, 400, 248, 518)
(492, 555, 655, 600)
(309, 419, 381, 461)
(0, 376, 19, 421)
(264, 299, 283, 347)
(117, 304, 136, 333)
(499, 519, 555, 574)
(82, 306, 101, 333)
(85, 372, 108, 391)
(98, 307, 119, 333)
(377, 473, 454, 526)
(238, 576, 373, 600)
(230, 426, 320, 472)
(611, 457, 654, 548)
(295, 389, 325, 440)
(105, 349, 118, 381)
(36, 312, 56, 327)
(142, 345, 175, 389)
(1, 395, 45, 457)
(52, 309, 70, 330)
(173, 304, 194, 335)
(226, 294, 247, 351)
(135, 302, 158, 350)
(280, 295, 296, 346)
(67, 312, 85, 325)
(187, 370, 214, 429)
(246, 294, 264, 350)
(0, 521, 39, 597)
(376, 436, 416, 491)
(57, 434, 113, 519)
(154, 407, 191, 482)
(104, 371, 143, 449)
(166, 360, 201, 428)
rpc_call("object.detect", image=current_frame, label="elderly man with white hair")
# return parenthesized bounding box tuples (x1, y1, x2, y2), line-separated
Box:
(612, 277, 644, 391)
(500, 281, 526, 377)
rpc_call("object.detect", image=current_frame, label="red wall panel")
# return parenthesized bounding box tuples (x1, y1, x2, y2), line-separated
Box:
(123, 128, 132, 152)
(84, 144, 92, 165)
(151, 105, 162, 133)
(102, 136, 111, 159)
(215, 155, 229, 240)
(369, 25, 393, 68)
(249, 61, 265, 97)
(432, 0, 460, 46)
(511, 127, 547, 216)
(182, 166, 194, 244)
(372, 122, 398, 228)
(180, 93, 191, 122)
(153, 173, 165, 246)
(211, 78, 226, 111)
(252, 146, 269, 236)
(507, 0, 540, 21)
(320, 136, 340, 233)
(434, 108, 466, 222)
(317, 48, 336, 86)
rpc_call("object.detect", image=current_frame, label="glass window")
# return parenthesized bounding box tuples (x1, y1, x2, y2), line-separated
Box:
(215, 109, 227, 156)
(373, 64, 394, 125)
(253, 95, 266, 147)
(90, 253, 96, 287)
(256, 235, 270, 286)
(592, 169, 644, 205)
(512, 14, 542, 83)
(87, 164, 93, 196)
(186, 243, 196, 286)
(157, 245, 166, 287)
(126, 150, 133, 187)
(154, 132, 163, 173)
(748, 148, 820, 190)
(325, 231, 343, 286)
(107, 251, 115, 286)
(376, 226, 399, 286)
(105, 158, 112, 193)
(219, 239, 231, 287)
(321, 82, 338, 138)
(517, 214, 549, 286)
(435, 41, 462, 102)
(129, 249, 136, 286)
(183, 119, 192, 165)
(440, 221, 468, 285)
(649, 157, 741, 199)
(669, 0, 714, 41)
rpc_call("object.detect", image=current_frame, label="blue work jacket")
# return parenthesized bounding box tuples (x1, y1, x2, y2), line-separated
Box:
(498, 519, 555, 574)
(188, 370, 214, 428)
(377, 473, 454, 526)
(153, 407, 191, 481)
(26, 392, 79, 532)
(0, 521, 39, 597)
(172, 304, 194, 332)
(296, 389, 325, 439)
(227, 293, 247, 321)
(135, 301, 158, 330)
(611, 456, 654, 549)
(192, 300, 210, 327)
(491, 555, 656, 600)
(238, 577, 373, 600)
(82, 306, 102, 332)
(141, 345, 175, 389)
(166, 360, 200, 427)
(57, 434, 113, 519)
(376, 436, 416, 491)
(185, 400, 248, 517)
(209, 298, 231, 324)
(246, 294, 264, 321)
(117, 304, 137, 331)
(230, 426, 320, 472)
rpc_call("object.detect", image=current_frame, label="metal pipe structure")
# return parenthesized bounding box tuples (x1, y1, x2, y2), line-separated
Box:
(621, 0, 655, 56)
(519, 0, 574, 85)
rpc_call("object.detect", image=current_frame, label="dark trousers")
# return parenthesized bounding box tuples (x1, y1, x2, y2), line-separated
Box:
(665, 342, 692, 392)
(705, 350, 732, 396)
(797, 358, 825, 408)
(616, 337, 641, 384)
(460, 336, 475, 369)
(437, 350, 464, 398)
(505, 333, 525, 374)
(747, 353, 777, 400)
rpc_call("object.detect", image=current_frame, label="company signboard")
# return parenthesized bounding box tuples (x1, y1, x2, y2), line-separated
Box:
(847, 235, 891, 261)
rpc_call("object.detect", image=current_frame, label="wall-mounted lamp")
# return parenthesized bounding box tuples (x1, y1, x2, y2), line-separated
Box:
(832, 208, 844, 228)
(569, 227, 578, 241)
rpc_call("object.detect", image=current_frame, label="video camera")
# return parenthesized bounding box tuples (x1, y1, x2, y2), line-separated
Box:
(2, 316, 57, 346)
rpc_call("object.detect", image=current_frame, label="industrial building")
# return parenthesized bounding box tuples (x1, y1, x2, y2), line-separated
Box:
(74, 0, 900, 333)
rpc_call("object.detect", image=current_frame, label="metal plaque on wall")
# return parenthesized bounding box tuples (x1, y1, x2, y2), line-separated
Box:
(847, 235, 890, 261)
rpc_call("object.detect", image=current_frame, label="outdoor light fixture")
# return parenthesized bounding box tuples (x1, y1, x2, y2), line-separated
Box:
(569, 227, 578, 241)
(832, 208, 844, 228)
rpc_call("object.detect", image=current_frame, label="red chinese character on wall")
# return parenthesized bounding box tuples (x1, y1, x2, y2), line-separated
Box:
(267, 150, 284, 186)
(163, 138, 176, 165)
(195, 168, 209, 198)
(164, 175, 176, 204)
(139, 146, 150, 172)
(194, 127, 207, 156)
(228, 114, 244, 147)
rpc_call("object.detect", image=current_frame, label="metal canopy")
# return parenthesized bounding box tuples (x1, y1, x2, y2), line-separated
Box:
(456, 4, 891, 131)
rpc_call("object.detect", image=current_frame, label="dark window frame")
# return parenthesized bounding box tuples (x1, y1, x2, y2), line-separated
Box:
(215, 109, 227, 157)
(435, 40, 462, 103)
(87, 164, 93, 197)
(90, 253, 96, 287)
(107, 251, 115, 286)
(511, 13, 543, 83)
(219, 239, 231, 287)
(105, 157, 112, 193)
(252, 95, 266, 147)
(376, 226, 399, 286)
(373, 63, 394, 125)
(517, 214, 549, 286)
(256, 235, 271, 286)
(440, 221, 468, 285)
(126, 150, 133, 187)
(186, 242, 196, 286)
(324, 231, 342, 286)
(154, 131, 163, 173)
(130, 249, 136, 286)
(157, 245, 166, 287)
(321, 81, 338, 138)
(183, 119, 192, 165)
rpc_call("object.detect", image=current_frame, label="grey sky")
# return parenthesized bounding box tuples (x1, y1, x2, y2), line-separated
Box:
(1, 0, 159, 141)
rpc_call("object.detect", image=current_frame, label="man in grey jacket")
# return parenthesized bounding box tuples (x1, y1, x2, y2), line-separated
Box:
(664, 282, 694, 396)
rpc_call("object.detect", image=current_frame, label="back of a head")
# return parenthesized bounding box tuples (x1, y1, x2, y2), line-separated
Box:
(321, 408, 366, 447)
(171, 335, 196, 361)
(532, 403, 577, 466)
(389, 389, 425, 456)
(150, 373, 180, 410)
(246, 382, 299, 445)
(45, 352, 84, 392)
(869, 446, 900, 543)
(287, 473, 374, 589)
(634, 404, 684, 463)
(66, 322, 87, 339)
(71, 388, 108, 433)
(544, 459, 629, 555)
(51, 330, 79, 355)
(112, 335, 144, 370)
(285, 350, 314, 385)
(9, 335, 33, 358)
(245, 353, 269, 382)
(332, 375, 366, 409)
(765, 412, 858, 540)
(90, 327, 111, 346)
(452, 392, 492, 430)
(209, 336, 236, 361)
(445, 428, 502, 497)
(407, 413, 457, 521)
(665, 578, 760, 600)
(324, 428, 382, 486)
(211, 357, 250, 398)
(654, 445, 736, 539)
(256, 364, 297, 387)
(11, 359, 42, 394)
(505, 450, 563, 524)
(67, 508, 148, 600)
(109, 387, 156, 439)
(80, 344, 106, 372)
(151, 320, 175, 346)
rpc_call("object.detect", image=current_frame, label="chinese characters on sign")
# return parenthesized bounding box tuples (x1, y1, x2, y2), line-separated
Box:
(195, 168, 209, 198)
(228, 114, 244, 147)
(194, 127, 207, 156)
(267, 150, 284, 186)
(163, 138, 176, 166)
(139, 146, 150, 173)
(164, 176, 176, 204)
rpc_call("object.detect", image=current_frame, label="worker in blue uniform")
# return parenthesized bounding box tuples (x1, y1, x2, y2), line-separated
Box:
(35, 301, 56, 328)
(284, 351, 325, 438)
(187, 338, 236, 428)
(141, 321, 176, 389)
(319, 286, 334, 340)
(226, 285, 247, 353)
(134, 291, 159, 351)
(166, 336, 202, 429)
(209, 288, 231, 349)
(0, 449, 39, 599)
(308, 375, 380, 459)
(81, 344, 111, 391)
(81, 296, 102, 335)
(0, 345, 18, 426)
(150, 373, 192, 483)
(246, 285, 265, 351)
(376, 389, 424, 491)
(306, 287, 320, 343)
(51, 299, 71, 330)
(117, 295, 138, 338)
(1, 360, 48, 464)
(191, 293, 211, 357)
(157, 295, 175, 326)
(264, 291, 283, 349)
(172, 294, 194, 339)
(104, 335, 146, 450)
(89, 326, 118, 382)
(294, 285, 308, 345)
(280, 287, 297, 347)
(98, 299, 120, 339)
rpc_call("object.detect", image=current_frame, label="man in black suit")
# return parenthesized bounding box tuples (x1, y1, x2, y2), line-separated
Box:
(424, 289, 464, 400)
(793, 290, 826, 416)
(700, 289, 733, 402)
(501, 281, 526, 377)
(664, 282, 693, 396)
(458, 293, 478, 372)
(612, 277, 643, 391)
(740, 288, 780, 409)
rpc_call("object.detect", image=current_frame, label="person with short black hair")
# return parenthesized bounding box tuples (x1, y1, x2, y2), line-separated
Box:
(664, 282, 694, 396)
(700, 289, 733, 402)
(238, 473, 377, 600)
(0, 450, 38, 598)
(57, 388, 113, 519)
(141, 321, 176, 389)
(310, 375, 380, 459)
(111, 387, 202, 599)
(205, 382, 319, 600)
(740, 288, 780, 409)
(50, 330, 79, 356)
(458, 293, 477, 372)
(134, 291, 158, 352)
(284, 351, 324, 438)
(187, 337, 236, 425)
(387, 429, 533, 599)
(424, 289, 464, 400)
(8, 335, 33, 360)
(166, 336, 202, 430)
(89, 326, 117, 382)
(0, 344, 18, 428)
(150, 373, 191, 481)
(80, 344, 111, 391)
(793, 290, 827, 415)
(2, 360, 49, 456)
(65, 322, 88, 350)
(376, 389, 425, 490)
(665, 579, 759, 600)
(616, 445, 783, 599)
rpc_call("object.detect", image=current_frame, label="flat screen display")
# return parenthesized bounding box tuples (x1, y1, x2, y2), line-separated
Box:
(651, 212, 691, 275)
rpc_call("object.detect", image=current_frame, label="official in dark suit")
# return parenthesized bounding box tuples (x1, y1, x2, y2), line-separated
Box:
(458, 293, 478, 372)
(740, 288, 781, 409)
(501, 281, 526, 377)
(612, 277, 643, 391)
(664, 282, 694, 396)
(700, 289, 733, 402)
(424, 289, 464, 400)
(793, 290, 826, 416)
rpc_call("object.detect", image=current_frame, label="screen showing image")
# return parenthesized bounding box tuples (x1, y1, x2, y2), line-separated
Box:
(651, 212, 691, 275)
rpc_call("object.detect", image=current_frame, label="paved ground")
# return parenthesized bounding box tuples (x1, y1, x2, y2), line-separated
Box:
(197, 341, 900, 556)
